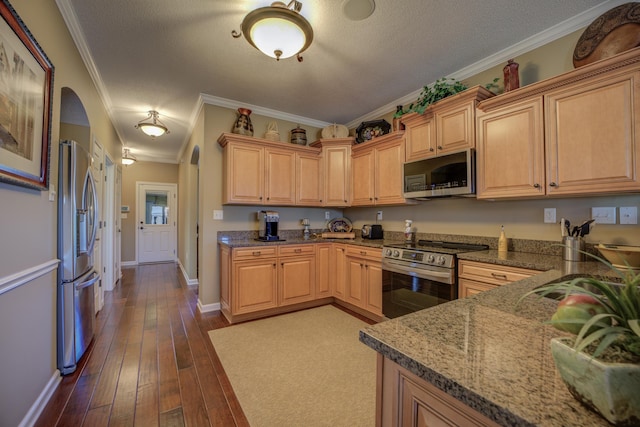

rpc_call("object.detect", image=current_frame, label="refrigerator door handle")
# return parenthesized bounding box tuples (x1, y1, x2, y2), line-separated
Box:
(83, 168, 99, 257)
(76, 272, 99, 290)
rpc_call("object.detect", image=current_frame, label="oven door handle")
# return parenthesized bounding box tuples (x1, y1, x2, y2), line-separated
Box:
(382, 261, 454, 283)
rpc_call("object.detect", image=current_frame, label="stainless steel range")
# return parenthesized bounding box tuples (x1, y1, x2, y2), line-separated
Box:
(382, 240, 489, 319)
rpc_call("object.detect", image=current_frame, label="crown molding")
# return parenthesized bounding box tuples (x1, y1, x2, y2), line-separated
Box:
(345, 0, 629, 129)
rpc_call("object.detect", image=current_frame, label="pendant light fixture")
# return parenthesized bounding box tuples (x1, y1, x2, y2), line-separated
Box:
(122, 148, 137, 166)
(232, 1, 313, 62)
(135, 110, 169, 138)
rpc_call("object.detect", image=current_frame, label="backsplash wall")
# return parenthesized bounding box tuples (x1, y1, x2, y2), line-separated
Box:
(344, 194, 640, 246)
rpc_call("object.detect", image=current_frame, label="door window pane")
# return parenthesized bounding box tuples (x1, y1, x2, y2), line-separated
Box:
(145, 191, 169, 225)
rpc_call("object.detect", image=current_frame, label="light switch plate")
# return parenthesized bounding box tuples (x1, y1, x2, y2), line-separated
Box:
(592, 207, 616, 224)
(213, 210, 223, 220)
(377, 211, 383, 221)
(620, 207, 637, 225)
(543, 208, 556, 223)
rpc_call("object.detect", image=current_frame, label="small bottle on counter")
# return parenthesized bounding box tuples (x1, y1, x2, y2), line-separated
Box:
(498, 225, 508, 253)
(404, 220, 413, 242)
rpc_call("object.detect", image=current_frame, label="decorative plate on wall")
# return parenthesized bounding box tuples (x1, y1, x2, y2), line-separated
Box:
(355, 119, 391, 144)
(328, 217, 353, 232)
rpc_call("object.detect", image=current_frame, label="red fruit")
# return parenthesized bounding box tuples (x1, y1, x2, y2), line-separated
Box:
(552, 294, 606, 335)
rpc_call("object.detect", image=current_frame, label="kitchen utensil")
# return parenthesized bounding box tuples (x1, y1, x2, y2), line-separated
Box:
(561, 218, 567, 237)
(564, 219, 571, 237)
(578, 219, 595, 237)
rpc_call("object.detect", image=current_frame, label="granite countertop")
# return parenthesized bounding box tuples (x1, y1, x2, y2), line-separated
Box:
(359, 259, 617, 427)
(218, 235, 390, 249)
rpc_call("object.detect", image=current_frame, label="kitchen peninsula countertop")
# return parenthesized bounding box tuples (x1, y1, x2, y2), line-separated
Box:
(359, 258, 617, 427)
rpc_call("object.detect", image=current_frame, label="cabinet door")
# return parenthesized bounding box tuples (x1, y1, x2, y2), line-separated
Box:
(458, 278, 496, 298)
(476, 98, 545, 199)
(279, 255, 316, 306)
(316, 244, 332, 298)
(405, 114, 436, 161)
(323, 145, 351, 206)
(351, 149, 375, 206)
(233, 260, 277, 314)
(545, 70, 640, 195)
(224, 142, 264, 204)
(219, 245, 231, 313)
(296, 153, 323, 205)
(435, 100, 475, 154)
(345, 256, 365, 308)
(333, 245, 347, 300)
(375, 139, 406, 205)
(265, 148, 296, 205)
(365, 261, 383, 315)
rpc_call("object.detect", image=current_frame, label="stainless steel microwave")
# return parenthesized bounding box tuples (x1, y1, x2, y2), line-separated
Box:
(403, 149, 475, 199)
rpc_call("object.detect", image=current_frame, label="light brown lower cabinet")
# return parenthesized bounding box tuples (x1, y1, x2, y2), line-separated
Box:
(345, 245, 383, 315)
(378, 355, 500, 427)
(458, 259, 538, 298)
(219, 242, 383, 323)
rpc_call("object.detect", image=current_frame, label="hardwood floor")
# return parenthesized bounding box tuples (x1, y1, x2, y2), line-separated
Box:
(36, 263, 249, 427)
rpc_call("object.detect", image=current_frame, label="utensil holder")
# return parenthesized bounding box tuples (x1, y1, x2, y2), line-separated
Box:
(563, 236, 585, 262)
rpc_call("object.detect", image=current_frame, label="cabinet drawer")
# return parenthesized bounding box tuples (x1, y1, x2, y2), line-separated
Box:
(458, 260, 537, 286)
(279, 244, 316, 257)
(345, 245, 382, 260)
(232, 246, 278, 260)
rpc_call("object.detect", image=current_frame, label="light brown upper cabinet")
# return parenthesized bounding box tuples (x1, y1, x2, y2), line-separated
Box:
(309, 138, 354, 207)
(218, 133, 321, 206)
(477, 49, 640, 199)
(351, 132, 409, 206)
(403, 86, 494, 162)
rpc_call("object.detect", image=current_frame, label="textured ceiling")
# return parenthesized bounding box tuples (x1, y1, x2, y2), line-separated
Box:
(55, 0, 627, 163)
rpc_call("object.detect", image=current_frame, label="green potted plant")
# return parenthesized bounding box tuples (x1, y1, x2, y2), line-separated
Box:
(407, 77, 468, 114)
(522, 253, 640, 425)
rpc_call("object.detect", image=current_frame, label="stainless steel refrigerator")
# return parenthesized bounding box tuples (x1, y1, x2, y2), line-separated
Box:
(57, 140, 99, 375)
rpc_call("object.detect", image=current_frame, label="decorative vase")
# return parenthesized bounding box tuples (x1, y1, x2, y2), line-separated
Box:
(264, 121, 280, 141)
(290, 125, 307, 145)
(232, 108, 253, 136)
(393, 105, 405, 131)
(550, 337, 640, 425)
(503, 59, 520, 92)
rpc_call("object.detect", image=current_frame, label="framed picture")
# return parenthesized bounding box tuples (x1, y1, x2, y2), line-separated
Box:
(0, 0, 54, 190)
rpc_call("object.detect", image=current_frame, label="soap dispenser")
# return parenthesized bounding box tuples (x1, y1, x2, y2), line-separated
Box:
(498, 225, 508, 253)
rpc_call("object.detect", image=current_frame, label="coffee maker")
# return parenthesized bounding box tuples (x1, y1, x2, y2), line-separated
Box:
(257, 210, 282, 241)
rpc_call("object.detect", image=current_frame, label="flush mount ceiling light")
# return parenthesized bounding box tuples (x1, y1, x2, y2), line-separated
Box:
(134, 110, 169, 138)
(342, 0, 375, 21)
(122, 148, 137, 166)
(232, 1, 313, 62)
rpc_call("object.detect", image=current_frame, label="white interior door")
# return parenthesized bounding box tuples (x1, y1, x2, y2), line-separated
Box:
(103, 154, 115, 291)
(137, 183, 177, 263)
(115, 166, 122, 280)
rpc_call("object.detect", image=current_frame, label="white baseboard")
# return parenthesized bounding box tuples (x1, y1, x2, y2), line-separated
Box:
(19, 371, 61, 427)
(198, 299, 221, 314)
(177, 260, 198, 286)
(121, 260, 137, 267)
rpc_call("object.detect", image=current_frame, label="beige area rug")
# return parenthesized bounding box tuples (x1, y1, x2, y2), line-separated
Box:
(208, 305, 377, 427)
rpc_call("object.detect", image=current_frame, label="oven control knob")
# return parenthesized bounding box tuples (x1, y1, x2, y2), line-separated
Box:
(393, 250, 400, 258)
(426, 254, 435, 263)
(384, 249, 393, 257)
(436, 256, 447, 266)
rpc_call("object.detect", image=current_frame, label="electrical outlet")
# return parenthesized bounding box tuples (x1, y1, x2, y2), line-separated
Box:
(620, 207, 638, 225)
(592, 207, 616, 224)
(543, 208, 556, 223)
(213, 210, 223, 220)
(325, 211, 331, 220)
(377, 211, 383, 221)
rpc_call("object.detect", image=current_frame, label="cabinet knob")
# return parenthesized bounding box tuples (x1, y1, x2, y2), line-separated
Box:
(267, 197, 270, 200)
(533, 183, 541, 188)
(549, 182, 558, 187)
(437, 146, 443, 150)
(429, 148, 434, 152)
